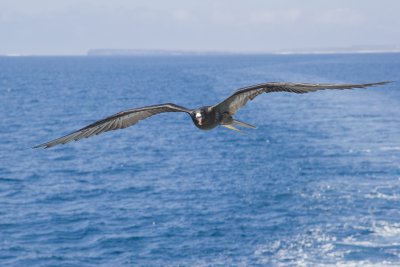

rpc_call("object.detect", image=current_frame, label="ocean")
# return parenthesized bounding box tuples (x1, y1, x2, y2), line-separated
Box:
(0, 54, 399, 266)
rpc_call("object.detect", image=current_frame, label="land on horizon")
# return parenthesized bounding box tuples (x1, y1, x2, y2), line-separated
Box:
(2, 45, 400, 57)
(87, 45, 400, 56)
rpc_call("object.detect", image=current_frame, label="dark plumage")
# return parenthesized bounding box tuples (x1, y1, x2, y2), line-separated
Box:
(34, 81, 391, 148)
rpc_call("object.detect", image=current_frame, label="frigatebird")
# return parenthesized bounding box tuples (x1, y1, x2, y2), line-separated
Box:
(34, 81, 390, 148)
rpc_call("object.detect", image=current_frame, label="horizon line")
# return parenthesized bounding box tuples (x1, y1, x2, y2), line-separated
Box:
(2, 48, 400, 57)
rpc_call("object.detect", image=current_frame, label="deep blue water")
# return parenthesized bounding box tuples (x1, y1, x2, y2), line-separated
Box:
(0, 54, 400, 266)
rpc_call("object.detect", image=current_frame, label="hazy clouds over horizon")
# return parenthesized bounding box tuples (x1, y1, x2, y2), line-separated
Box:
(1, 0, 400, 55)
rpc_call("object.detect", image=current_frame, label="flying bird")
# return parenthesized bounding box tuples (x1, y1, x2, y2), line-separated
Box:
(34, 81, 390, 148)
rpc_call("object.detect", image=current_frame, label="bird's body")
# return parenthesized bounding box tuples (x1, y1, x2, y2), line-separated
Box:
(34, 81, 391, 149)
(191, 106, 220, 130)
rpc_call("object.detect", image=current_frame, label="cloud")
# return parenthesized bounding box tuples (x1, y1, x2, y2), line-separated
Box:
(171, 9, 193, 22)
(249, 9, 303, 25)
(314, 8, 364, 25)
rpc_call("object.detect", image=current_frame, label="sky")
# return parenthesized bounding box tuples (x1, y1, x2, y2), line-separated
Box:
(1, 0, 400, 55)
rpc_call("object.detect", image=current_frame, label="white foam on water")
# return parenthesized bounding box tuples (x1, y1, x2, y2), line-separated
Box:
(338, 220, 400, 259)
(365, 192, 400, 201)
(372, 221, 400, 238)
(365, 185, 400, 201)
(253, 227, 344, 266)
(319, 260, 399, 267)
(254, 220, 400, 266)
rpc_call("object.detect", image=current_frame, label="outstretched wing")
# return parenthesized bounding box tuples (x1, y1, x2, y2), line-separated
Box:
(213, 81, 391, 115)
(34, 103, 191, 149)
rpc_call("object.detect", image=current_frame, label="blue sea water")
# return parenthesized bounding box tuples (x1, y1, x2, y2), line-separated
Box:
(0, 54, 399, 266)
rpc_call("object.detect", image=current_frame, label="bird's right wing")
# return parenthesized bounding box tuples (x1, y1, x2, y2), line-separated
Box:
(34, 103, 191, 148)
(213, 81, 391, 115)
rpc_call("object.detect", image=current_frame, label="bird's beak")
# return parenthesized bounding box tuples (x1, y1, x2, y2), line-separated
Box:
(198, 118, 203, 125)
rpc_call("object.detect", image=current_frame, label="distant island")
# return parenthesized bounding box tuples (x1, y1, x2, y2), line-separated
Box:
(87, 45, 400, 56)
(87, 49, 234, 56)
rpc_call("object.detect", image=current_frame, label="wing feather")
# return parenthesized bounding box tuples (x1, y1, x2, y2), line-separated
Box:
(213, 81, 391, 115)
(34, 103, 191, 148)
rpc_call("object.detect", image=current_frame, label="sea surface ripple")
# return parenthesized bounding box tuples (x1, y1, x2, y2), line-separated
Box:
(0, 54, 399, 266)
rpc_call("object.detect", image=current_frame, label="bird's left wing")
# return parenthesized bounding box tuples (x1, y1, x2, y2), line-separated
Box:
(213, 81, 391, 115)
(34, 103, 191, 148)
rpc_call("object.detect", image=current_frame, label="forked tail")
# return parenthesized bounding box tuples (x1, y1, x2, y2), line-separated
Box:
(233, 119, 256, 129)
(222, 124, 242, 133)
(221, 119, 256, 133)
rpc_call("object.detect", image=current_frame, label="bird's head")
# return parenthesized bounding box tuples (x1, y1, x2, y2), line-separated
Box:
(192, 109, 205, 126)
